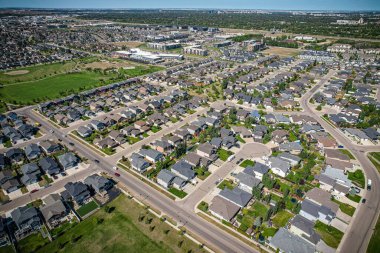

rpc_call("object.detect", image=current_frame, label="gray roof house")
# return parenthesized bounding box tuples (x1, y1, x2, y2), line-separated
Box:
(269, 228, 315, 253)
(24, 143, 41, 160)
(289, 215, 321, 245)
(279, 142, 303, 154)
(40, 194, 68, 228)
(131, 154, 150, 173)
(11, 205, 41, 231)
(234, 172, 261, 193)
(219, 187, 252, 207)
(57, 152, 79, 170)
(38, 157, 60, 175)
(84, 174, 113, 194)
(20, 163, 41, 185)
(245, 162, 270, 180)
(267, 157, 291, 177)
(277, 152, 301, 166)
(39, 140, 61, 154)
(156, 169, 176, 188)
(64, 182, 91, 206)
(171, 160, 195, 181)
(137, 149, 163, 163)
(209, 195, 240, 221)
(77, 126, 93, 138)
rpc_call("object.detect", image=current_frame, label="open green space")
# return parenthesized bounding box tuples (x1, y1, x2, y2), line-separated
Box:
(272, 210, 294, 228)
(168, 188, 187, 199)
(151, 126, 162, 133)
(240, 159, 255, 168)
(76, 200, 99, 217)
(348, 170, 365, 188)
(262, 227, 278, 238)
(18, 231, 50, 253)
(0, 71, 119, 105)
(244, 201, 268, 218)
(29, 194, 205, 253)
(0, 61, 163, 105)
(197, 201, 209, 213)
(333, 199, 356, 216)
(368, 213, 380, 253)
(314, 221, 343, 248)
(217, 149, 234, 161)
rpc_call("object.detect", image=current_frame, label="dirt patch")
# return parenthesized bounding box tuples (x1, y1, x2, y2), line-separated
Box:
(83, 61, 135, 70)
(262, 46, 301, 57)
(4, 70, 30, 75)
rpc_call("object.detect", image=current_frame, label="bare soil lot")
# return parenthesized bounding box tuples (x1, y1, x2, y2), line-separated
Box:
(83, 60, 135, 70)
(262, 46, 301, 57)
(4, 70, 30, 75)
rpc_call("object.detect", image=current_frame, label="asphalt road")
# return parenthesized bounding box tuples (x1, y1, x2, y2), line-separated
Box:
(15, 106, 260, 253)
(300, 70, 380, 253)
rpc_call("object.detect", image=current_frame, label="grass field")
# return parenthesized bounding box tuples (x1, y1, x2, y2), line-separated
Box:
(0, 60, 163, 105)
(368, 214, 380, 253)
(0, 71, 118, 104)
(314, 221, 343, 248)
(272, 210, 294, 227)
(31, 194, 205, 253)
(18, 231, 50, 253)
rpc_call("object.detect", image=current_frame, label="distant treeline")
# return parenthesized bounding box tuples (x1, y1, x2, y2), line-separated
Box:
(78, 10, 380, 40)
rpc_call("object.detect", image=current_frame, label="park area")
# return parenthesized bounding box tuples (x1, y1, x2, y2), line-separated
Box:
(0, 58, 162, 106)
(15, 194, 206, 253)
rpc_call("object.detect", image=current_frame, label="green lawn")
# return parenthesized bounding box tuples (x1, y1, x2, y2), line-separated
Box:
(0, 61, 77, 84)
(32, 194, 205, 253)
(272, 210, 294, 228)
(262, 227, 278, 238)
(369, 153, 380, 173)
(368, 213, 380, 253)
(348, 170, 365, 188)
(339, 149, 355, 160)
(197, 201, 209, 212)
(128, 136, 141, 144)
(0, 244, 15, 253)
(76, 200, 99, 217)
(243, 201, 268, 218)
(235, 135, 246, 143)
(18, 231, 50, 253)
(314, 221, 344, 248)
(151, 126, 162, 133)
(0, 71, 119, 104)
(217, 179, 235, 190)
(217, 149, 234, 161)
(333, 199, 356, 216)
(240, 159, 255, 168)
(346, 193, 361, 203)
(168, 188, 187, 199)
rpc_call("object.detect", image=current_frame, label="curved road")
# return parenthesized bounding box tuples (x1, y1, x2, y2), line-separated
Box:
(300, 70, 380, 253)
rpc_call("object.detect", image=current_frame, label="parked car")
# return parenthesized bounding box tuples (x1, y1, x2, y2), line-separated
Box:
(114, 172, 120, 177)
(362, 198, 366, 204)
(69, 142, 75, 146)
(31, 189, 39, 193)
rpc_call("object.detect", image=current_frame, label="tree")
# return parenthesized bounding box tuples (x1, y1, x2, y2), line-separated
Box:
(252, 186, 262, 200)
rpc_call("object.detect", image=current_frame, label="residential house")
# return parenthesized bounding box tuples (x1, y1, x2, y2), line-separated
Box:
(219, 187, 252, 207)
(171, 160, 195, 182)
(267, 157, 291, 177)
(11, 206, 41, 236)
(57, 152, 79, 170)
(38, 157, 60, 175)
(40, 194, 68, 228)
(24, 144, 41, 160)
(156, 169, 176, 188)
(64, 182, 91, 206)
(20, 163, 41, 185)
(39, 140, 61, 154)
(84, 174, 113, 196)
(269, 227, 316, 253)
(209, 195, 240, 221)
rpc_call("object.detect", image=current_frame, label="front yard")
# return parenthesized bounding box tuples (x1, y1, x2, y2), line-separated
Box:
(239, 159, 255, 168)
(168, 188, 187, 199)
(217, 149, 234, 161)
(314, 221, 344, 248)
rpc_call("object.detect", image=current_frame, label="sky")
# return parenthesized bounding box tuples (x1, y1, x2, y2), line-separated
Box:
(0, 0, 379, 11)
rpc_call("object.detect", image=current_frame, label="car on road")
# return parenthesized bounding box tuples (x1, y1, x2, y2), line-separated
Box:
(31, 189, 39, 193)
(61, 172, 67, 176)
(338, 145, 344, 148)
(113, 166, 118, 170)
(50, 130, 54, 133)
(236, 158, 243, 164)
(114, 172, 120, 177)
(69, 142, 75, 146)
(94, 159, 100, 163)
(362, 198, 366, 204)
